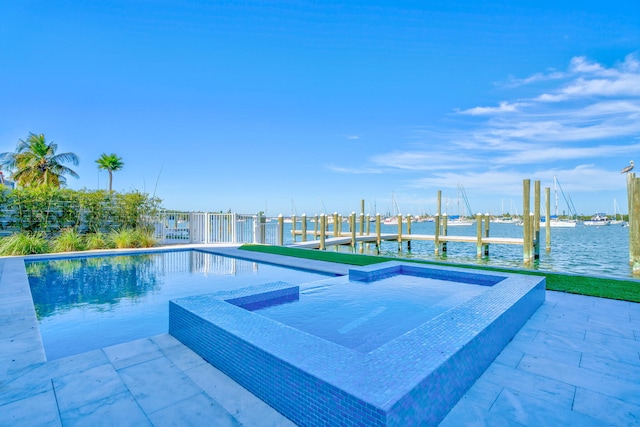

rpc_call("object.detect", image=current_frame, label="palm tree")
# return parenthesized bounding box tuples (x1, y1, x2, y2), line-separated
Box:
(0, 133, 79, 188)
(95, 153, 124, 191)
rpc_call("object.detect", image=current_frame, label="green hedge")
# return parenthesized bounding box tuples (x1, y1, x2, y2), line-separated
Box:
(0, 186, 161, 236)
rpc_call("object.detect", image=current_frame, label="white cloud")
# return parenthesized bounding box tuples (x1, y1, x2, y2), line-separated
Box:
(457, 101, 525, 116)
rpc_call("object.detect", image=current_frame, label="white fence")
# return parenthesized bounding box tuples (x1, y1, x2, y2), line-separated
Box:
(153, 212, 279, 245)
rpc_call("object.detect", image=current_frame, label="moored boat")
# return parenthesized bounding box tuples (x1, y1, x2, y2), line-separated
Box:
(583, 213, 610, 226)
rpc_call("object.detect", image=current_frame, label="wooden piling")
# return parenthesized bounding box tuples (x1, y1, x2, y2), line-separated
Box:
(375, 213, 381, 254)
(534, 180, 541, 260)
(545, 187, 551, 252)
(627, 172, 640, 266)
(277, 214, 284, 246)
(314, 214, 319, 238)
(628, 173, 640, 273)
(291, 215, 297, 243)
(366, 215, 371, 235)
(360, 199, 365, 236)
(523, 179, 532, 264)
(434, 214, 440, 255)
(397, 214, 403, 253)
(319, 214, 326, 250)
(442, 214, 448, 253)
(301, 214, 307, 242)
(406, 215, 412, 251)
(350, 212, 356, 250)
(484, 213, 490, 256)
(476, 213, 483, 257)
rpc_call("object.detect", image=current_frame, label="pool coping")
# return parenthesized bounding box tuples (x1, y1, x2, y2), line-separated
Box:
(170, 261, 546, 426)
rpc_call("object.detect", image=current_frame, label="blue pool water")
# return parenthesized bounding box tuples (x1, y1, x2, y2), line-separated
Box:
(254, 275, 488, 352)
(26, 250, 331, 360)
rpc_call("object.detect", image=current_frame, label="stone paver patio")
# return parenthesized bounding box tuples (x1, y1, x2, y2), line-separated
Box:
(1, 246, 639, 426)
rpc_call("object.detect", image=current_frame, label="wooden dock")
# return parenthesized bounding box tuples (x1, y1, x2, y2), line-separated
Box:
(275, 180, 549, 264)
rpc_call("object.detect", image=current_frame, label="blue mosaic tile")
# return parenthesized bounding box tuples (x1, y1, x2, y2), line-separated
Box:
(170, 263, 545, 426)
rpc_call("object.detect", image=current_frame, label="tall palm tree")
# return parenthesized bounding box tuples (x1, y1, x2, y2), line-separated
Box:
(95, 153, 124, 191)
(0, 133, 79, 188)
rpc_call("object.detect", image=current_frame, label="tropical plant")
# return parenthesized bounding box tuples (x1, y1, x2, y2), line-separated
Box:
(52, 228, 86, 252)
(95, 153, 124, 192)
(0, 232, 50, 255)
(84, 231, 113, 250)
(108, 227, 157, 248)
(109, 228, 139, 248)
(134, 228, 157, 248)
(0, 133, 79, 188)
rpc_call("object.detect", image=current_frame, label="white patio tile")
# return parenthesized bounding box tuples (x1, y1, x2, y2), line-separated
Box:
(481, 362, 576, 408)
(52, 364, 128, 413)
(517, 354, 640, 406)
(573, 387, 640, 426)
(147, 392, 240, 427)
(117, 357, 202, 415)
(489, 388, 604, 426)
(59, 391, 151, 427)
(103, 337, 164, 370)
(0, 389, 61, 427)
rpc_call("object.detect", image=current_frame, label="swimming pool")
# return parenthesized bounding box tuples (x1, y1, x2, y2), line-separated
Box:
(26, 250, 332, 360)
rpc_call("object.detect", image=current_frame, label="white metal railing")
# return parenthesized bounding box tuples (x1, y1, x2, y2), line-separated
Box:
(154, 212, 276, 245)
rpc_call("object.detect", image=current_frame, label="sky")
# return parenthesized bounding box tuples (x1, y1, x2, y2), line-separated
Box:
(1, 1, 639, 217)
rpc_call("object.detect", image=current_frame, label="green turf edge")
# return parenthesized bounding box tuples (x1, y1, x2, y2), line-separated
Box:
(239, 244, 640, 303)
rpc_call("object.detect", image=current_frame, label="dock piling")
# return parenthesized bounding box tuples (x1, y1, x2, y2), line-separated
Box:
(301, 214, 307, 242)
(319, 214, 326, 250)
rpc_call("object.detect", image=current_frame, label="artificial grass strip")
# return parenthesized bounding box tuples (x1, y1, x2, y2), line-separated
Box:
(240, 244, 640, 303)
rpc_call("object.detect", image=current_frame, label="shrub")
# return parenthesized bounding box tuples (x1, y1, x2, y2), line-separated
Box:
(0, 232, 50, 255)
(52, 229, 86, 252)
(109, 228, 139, 248)
(134, 228, 157, 248)
(84, 232, 113, 250)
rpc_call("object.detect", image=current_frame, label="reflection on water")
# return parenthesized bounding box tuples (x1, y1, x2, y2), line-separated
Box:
(26, 250, 329, 360)
(27, 251, 259, 319)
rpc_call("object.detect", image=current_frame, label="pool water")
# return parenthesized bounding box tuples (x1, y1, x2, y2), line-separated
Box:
(26, 250, 331, 360)
(254, 276, 488, 352)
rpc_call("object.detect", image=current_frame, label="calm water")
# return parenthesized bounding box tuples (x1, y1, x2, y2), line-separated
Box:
(27, 250, 331, 360)
(282, 221, 635, 279)
(255, 275, 487, 353)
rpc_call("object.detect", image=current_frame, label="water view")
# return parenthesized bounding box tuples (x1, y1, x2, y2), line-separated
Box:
(281, 221, 634, 279)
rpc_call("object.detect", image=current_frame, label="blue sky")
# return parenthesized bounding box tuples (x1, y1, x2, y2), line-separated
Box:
(1, 1, 639, 217)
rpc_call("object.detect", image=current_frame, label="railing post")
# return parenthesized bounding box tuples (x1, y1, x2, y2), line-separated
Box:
(232, 213, 237, 244)
(253, 215, 259, 244)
